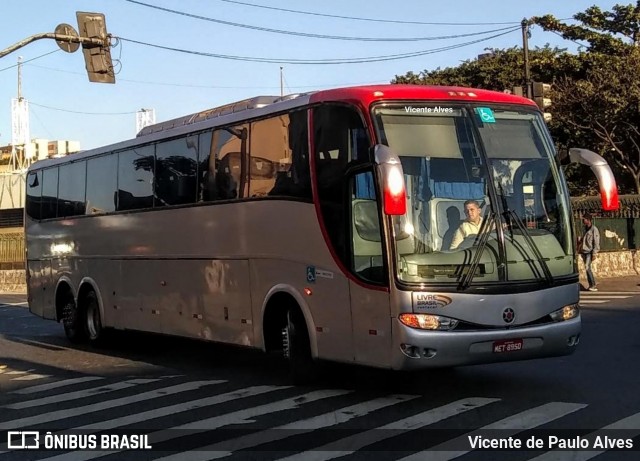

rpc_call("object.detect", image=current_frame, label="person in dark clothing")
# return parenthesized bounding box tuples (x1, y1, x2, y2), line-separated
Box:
(579, 212, 600, 291)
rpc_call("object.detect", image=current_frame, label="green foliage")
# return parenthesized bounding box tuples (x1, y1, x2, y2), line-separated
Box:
(393, 1, 640, 195)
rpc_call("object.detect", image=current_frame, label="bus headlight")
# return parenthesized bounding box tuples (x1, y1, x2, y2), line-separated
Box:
(550, 303, 580, 322)
(399, 313, 459, 331)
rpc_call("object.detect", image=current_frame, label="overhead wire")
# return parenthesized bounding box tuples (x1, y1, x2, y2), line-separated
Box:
(29, 102, 138, 115)
(0, 49, 60, 73)
(215, 0, 522, 26)
(25, 64, 389, 89)
(117, 27, 521, 65)
(123, 0, 519, 42)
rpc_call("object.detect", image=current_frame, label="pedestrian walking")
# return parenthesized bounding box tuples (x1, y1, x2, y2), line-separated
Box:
(579, 212, 600, 291)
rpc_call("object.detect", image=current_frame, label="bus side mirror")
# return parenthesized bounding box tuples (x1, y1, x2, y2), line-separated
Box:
(569, 148, 619, 211)
(374, 145, 407, 215)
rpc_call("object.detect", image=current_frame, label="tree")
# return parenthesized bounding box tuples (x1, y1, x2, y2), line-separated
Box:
(533, 2, 640, 193)
(392, 46, 579, 92)
(393, 2, 640, 195)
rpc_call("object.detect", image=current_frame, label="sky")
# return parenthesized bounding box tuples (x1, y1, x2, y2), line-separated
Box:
(0, 0, 621, 151)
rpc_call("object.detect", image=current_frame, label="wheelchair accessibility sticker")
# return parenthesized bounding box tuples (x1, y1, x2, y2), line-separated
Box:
(306, 266, 316, 283)
(306, 266, 333, 283)
(476, 107, 496, 123)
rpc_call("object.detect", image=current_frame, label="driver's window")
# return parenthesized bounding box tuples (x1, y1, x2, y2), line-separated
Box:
(349, 170, 385, 284)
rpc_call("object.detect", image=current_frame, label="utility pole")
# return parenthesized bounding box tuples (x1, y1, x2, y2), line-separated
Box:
(11, 57, 29, 171)
(280, 67, 284, 97)
(521, 18, 532, 98)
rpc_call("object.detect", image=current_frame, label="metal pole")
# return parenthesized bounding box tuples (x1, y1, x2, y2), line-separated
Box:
(17, 56, 22, 100)
(521, 18, 531, 98)
(280, 66, 284, 97)
(0, 33, 103, 59)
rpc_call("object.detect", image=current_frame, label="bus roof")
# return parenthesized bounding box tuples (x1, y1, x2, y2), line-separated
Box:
(308, 84, 537, 107)
(29, 84, 537, 171)
(136, 84, 536, 138)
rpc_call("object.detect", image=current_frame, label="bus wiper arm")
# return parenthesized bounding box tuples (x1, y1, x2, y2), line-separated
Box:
(507, 210, 553, 284)
(458, 212, 495, 291)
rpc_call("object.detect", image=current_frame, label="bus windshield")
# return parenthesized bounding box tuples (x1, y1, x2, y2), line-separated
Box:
(373, 104, 573, 287)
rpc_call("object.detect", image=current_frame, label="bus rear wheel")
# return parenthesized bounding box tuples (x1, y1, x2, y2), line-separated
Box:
(85, 291, 106, 346)
(62, 295, 87, 343)
(282, 308, 317, 384)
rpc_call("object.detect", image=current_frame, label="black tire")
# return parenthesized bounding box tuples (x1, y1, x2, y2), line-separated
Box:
(62, 295, 88, 343)
(85, 291, 107, 346)
(282, 308, 317, 384)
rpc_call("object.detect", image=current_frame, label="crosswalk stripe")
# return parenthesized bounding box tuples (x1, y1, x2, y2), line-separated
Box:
(11, 376, 105, 395)
(0, 383, 278, 454)
(0, 384, 281, 455)
(38, 389, 349, 461)
(157, 394, 420, 461)
(581, 291, 638, 295)
(3, 378, 159, 410)
(11, 373, 50, 381)
(580, 301, 607, 304)
(274, 397, 499, 461)
(0, 380, 226, 431)
(528, 410, 640, 461)
(397, 402, 587, 461)
(580, 295, 630, 299)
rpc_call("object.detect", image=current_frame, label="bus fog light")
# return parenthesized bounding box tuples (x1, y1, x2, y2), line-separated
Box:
(567, 334, 580, 346)
(399, 313, 459, 331)
(422, 348, 437, 358)
(550, 303, 579, 322)
(400, 343, 420, 358)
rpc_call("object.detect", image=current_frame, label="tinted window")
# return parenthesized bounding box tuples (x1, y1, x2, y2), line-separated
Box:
(154, 136, 199, 206)
(26, 171, 42, 220)
(249, 116, 285, 198)
(117, 146, 154, 211)
(198, 131, 213, 202)
(41, 167, 59, 220)
(58, 161, 86, 217)
(212, 126, 247, 200)
(86, 155, 117, 214)
(250, 110, 310, 199)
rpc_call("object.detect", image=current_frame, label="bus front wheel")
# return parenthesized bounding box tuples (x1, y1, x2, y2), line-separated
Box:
(282, 308, 317, 384)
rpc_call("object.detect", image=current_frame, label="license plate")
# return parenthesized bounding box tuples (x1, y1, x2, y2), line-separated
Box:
(493, 339, 523, 353)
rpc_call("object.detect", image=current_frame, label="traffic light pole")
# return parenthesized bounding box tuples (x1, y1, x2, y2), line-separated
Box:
(0, 33, 104, 60)
(521, 18, 532, 98)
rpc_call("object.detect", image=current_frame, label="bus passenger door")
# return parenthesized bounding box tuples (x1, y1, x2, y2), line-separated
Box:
(348, 171, 392, 367)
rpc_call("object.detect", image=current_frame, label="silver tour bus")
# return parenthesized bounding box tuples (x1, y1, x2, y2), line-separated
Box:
(24, 85, 619, 382)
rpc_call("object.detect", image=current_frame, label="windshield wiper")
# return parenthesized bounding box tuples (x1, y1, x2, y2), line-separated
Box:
(505, 209, 554, 284)
(458, 212, 495, 291)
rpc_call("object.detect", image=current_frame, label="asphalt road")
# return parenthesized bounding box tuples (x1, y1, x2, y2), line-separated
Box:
(0, 290, 639, 460)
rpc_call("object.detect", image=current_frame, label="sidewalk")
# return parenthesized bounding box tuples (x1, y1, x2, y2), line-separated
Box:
(583, 274, 639, 292)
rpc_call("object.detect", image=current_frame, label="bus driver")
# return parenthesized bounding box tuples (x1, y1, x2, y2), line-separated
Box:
(450, 199, 483, 250)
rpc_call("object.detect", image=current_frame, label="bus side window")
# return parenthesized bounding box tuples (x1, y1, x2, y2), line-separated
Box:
(154, 135, 198, 206)
(41, 167, 59, 220)
(198, 130, 214, 202)
(26, 171, 42, 220)
(207, 126, 245, 201)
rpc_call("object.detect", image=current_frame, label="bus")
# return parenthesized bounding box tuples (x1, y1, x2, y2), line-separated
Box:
(24, 85, 619, 382)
